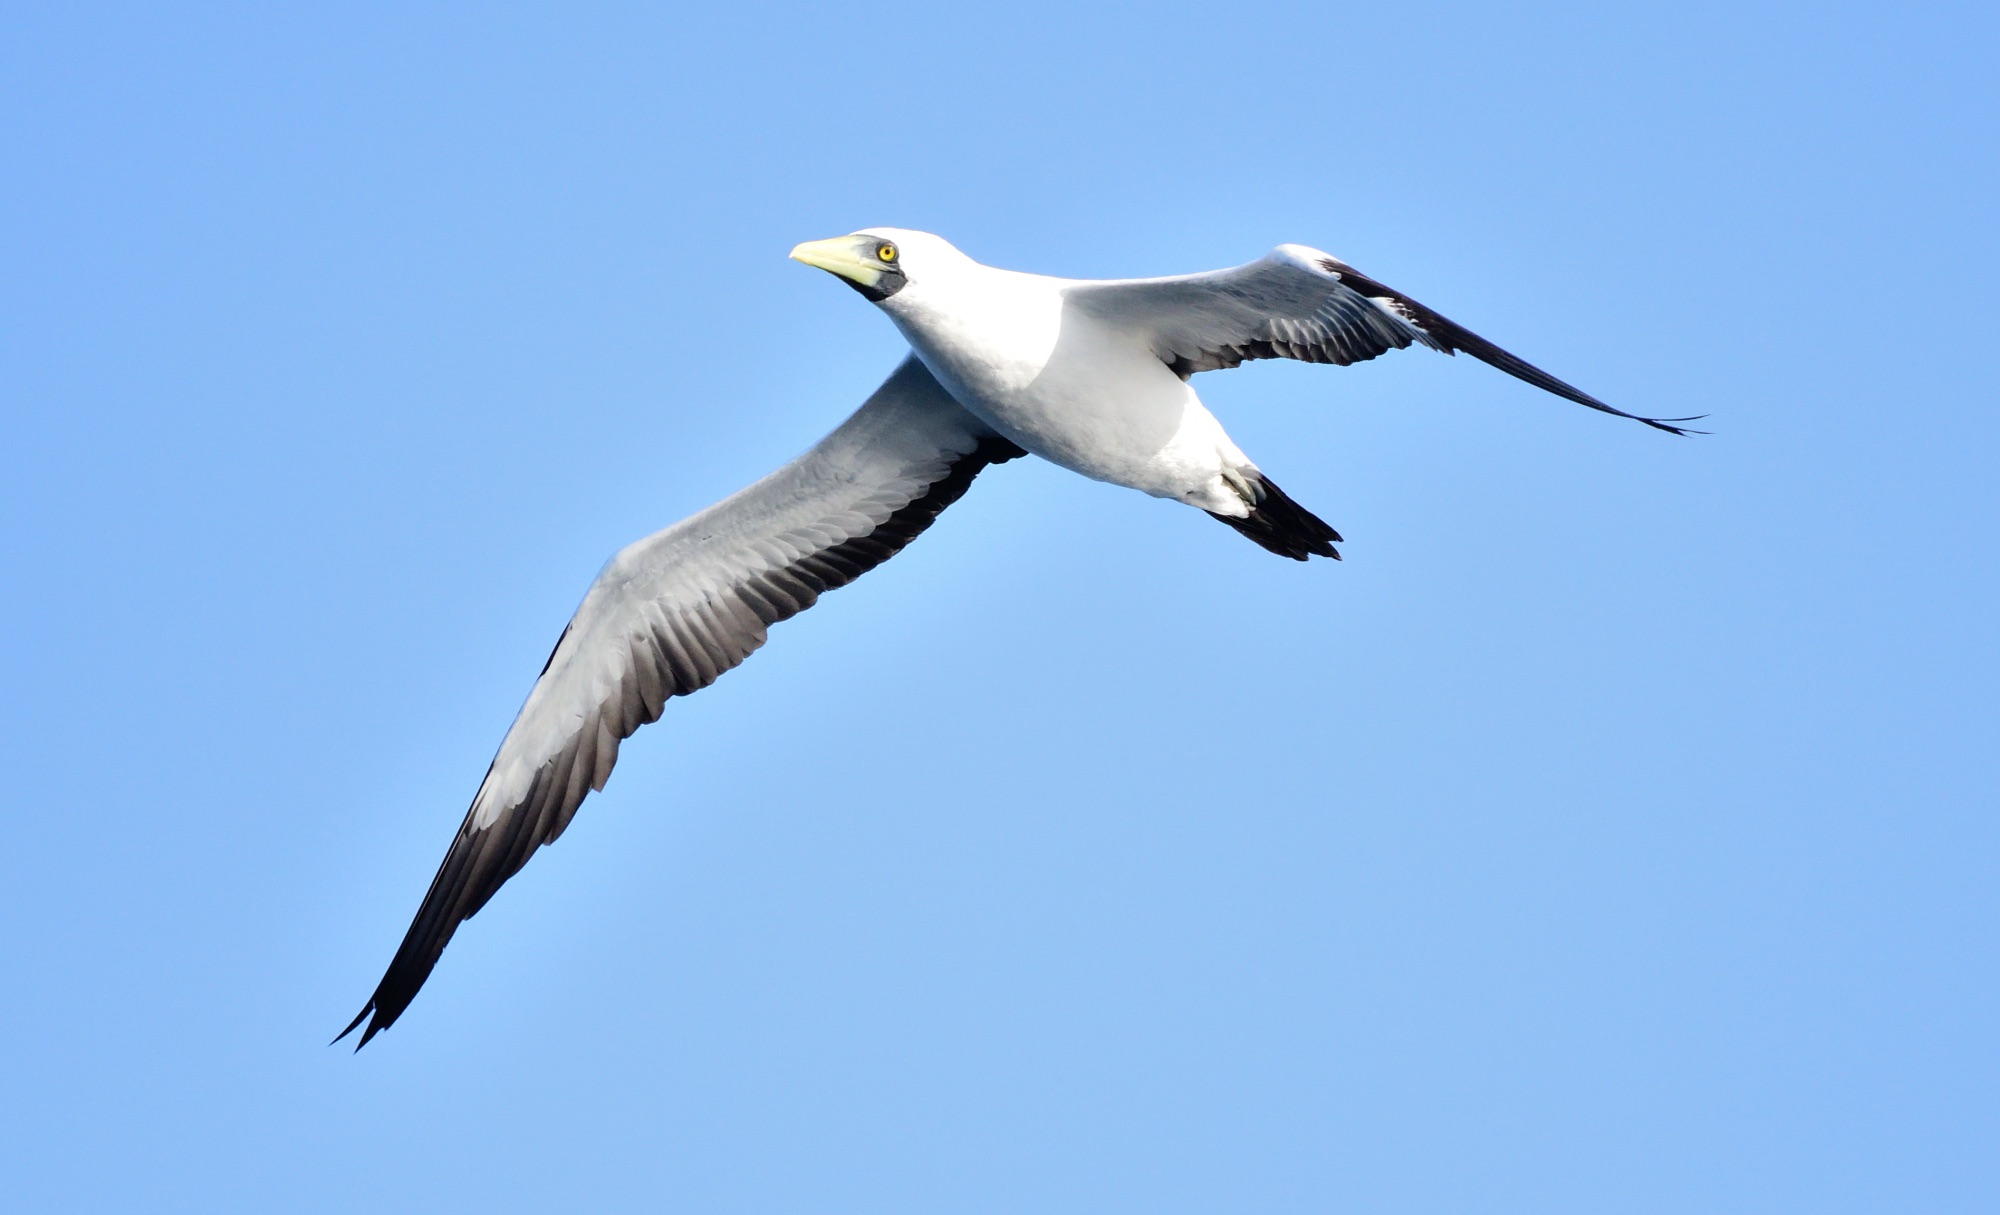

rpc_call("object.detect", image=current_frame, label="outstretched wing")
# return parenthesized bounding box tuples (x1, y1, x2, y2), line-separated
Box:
(340, 357, 1024, 1047)
(1065, 245, 1701, 435)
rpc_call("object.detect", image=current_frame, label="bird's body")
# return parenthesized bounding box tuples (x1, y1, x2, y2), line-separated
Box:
(340, 228, 1698, 1048)
(879, 237, 1251, 512)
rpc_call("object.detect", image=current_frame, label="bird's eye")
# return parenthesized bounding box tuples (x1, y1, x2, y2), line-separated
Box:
(877, 244, 898, 263)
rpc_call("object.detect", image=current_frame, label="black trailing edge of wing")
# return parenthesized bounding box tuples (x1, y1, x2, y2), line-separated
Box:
(335, 434, 1028, 1050)
(1316, 258, 1708, 437)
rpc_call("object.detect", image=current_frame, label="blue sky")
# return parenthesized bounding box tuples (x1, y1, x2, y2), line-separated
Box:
(3, 1, 1995, 1211)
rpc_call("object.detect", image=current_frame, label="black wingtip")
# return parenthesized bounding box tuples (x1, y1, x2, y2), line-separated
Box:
(332, 1002, 382, 1051)
(1636, 413, 1710, 436)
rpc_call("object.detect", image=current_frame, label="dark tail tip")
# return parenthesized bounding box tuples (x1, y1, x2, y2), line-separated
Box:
(1205, 472, 1342, 561)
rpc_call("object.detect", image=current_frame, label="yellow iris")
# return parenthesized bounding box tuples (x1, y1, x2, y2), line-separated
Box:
(878, 245, 898, 263)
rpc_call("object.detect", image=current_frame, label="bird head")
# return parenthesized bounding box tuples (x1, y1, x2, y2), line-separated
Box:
(788, 228, 966, 303)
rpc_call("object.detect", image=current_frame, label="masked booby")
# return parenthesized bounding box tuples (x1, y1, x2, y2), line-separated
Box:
(338, 228, 1696, 1047)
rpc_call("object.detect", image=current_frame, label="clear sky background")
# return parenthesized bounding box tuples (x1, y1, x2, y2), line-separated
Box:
(4, 2, 1995, 1211)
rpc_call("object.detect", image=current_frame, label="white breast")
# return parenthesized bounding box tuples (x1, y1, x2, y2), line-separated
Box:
(887, 271, 1201, 491)
(887, 267, 1063, 399)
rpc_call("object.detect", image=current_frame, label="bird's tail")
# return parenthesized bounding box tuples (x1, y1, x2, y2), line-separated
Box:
(1205, 472, 1341, 561)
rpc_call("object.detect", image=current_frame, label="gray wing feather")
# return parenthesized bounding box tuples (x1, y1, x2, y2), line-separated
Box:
(340, 357, 1023, 1047)
(1067, 245, 1701, 434)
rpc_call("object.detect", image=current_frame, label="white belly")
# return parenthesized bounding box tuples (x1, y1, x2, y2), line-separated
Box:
(896, 298, 1245, 503)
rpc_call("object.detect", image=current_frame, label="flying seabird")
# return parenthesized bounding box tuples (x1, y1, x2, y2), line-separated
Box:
(338, 229, 1696, 1047)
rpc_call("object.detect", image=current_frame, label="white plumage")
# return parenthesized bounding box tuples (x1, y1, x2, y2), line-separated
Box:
(340, 228, 1696, 1047)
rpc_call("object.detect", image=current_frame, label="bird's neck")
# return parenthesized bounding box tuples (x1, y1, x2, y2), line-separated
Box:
(881, 267, 1067, 399)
